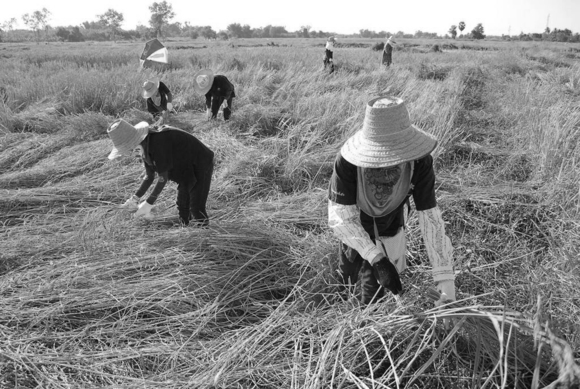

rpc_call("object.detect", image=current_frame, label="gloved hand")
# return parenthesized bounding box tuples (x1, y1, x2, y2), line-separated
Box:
(206, 108, 212, 121)
(119, 195, 139, 210)
(371, 256, 403, 295)
(222, 100, 228, 109)
(166, 102, 173, 111)
(435, 279, 456, 307)
(133, 201, 154, 219)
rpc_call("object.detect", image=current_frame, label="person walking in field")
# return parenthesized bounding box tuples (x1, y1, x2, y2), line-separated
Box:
(193, 69, 236, 121)
(108, 119, 214, 227)
(382, 36, 396, 66)
(142, 78, 173, 125)
(328, 96, 456, 305)
(323, 36, 336, 73)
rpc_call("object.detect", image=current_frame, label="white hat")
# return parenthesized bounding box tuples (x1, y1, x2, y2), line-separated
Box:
(192, 69, 215, 95)
(142, 78, 160, 98)
(107, 119, 150, 160)
(340, 96, 437, 168)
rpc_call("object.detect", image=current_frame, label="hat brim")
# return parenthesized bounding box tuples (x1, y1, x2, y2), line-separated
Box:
(142, 78, 160, 99)
(340, 125, 437, 168)
(192, 69, 215, 95)
(108, 125, 150, 160)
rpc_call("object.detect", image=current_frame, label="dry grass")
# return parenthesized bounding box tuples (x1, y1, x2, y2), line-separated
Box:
(0, 38, 579, 388)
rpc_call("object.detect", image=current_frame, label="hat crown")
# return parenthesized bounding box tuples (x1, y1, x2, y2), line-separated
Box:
(143, 81, 155, 91)
(362, 97, 412, 141)
(196, 75, 210, 88)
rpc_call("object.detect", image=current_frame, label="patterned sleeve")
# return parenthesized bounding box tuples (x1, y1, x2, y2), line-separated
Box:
(328, 200, 383, 263)
(417, 206, 454, 282)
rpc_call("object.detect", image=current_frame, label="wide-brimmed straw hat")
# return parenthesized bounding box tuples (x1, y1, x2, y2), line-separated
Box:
(340, 96, 437, 168)
(107, 119, 150, 160)
(328, 36, 336, 42)
(142, 78, 160, 98)
(193, 69, 215, 95)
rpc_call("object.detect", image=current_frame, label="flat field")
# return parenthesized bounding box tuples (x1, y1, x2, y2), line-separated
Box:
(1, 37, 580, 388)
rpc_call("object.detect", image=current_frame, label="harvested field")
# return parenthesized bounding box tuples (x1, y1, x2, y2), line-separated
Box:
(0, 38, 579, 388)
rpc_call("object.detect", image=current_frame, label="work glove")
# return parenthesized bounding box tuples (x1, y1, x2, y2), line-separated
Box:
(206, 108, 212, 121)
(166, 102, 173, 111)
(133, 201, 154, 219)
(435, 279, 456, 307)
(119, 195, 139, 210)
(222, 100, 228, 109)
(372, 256, 403, 295)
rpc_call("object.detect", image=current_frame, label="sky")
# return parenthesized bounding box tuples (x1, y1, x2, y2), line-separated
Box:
(3, 0, 580, 37)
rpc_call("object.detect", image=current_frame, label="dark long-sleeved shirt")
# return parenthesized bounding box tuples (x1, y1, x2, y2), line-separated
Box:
(146, 81, 172, 117)
(135, 127, 214, 204)
(204, 75, 236, 109)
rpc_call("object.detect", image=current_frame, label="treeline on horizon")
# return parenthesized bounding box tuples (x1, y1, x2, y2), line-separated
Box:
(1, 1, 578, 44)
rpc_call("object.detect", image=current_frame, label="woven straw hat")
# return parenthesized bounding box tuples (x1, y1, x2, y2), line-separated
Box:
(340, 96, 437, 168)
(193, 69, 214, 95)
(107, 119, 150, 160)
(142, 78, 160, 98)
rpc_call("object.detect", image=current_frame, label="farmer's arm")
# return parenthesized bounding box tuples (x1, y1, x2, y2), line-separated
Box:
(328, 153, 383, 264)
(144, 171, 168, 205)
(412, 155, 455, 284)
(159, 82, 172, 103)
(135, 163, 155, 199)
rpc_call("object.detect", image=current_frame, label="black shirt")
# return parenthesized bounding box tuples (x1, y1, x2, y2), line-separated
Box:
(146, 81, 171, 117)
(135, 128, 214, 204)
(328, 151, 437, 237)
(205, 75, 236, 107)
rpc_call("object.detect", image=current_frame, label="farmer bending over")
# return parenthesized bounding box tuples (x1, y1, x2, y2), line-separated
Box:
(142, 78, 173, 126)
(193, 69, 236, 121)
(328, 96, 456, 305)
(108, 119, 214, 226)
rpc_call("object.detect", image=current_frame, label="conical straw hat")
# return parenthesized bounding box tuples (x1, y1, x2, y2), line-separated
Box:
(107, 119, 150, 160)
(340, 96, 437, 168)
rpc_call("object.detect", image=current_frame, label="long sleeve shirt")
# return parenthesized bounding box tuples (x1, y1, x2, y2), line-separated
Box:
(328, 151, 454, 283)
(205, 75, 235, 115)
(146, 81, 172, 118)
(135, 127, 214, 205)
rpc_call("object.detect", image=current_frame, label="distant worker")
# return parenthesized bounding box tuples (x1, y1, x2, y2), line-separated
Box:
(324, 36, 336, 73)
(382, 36, 397, 67)
(328, 96, 456, 305)
(193, 69, 236, 121)
(108, 119, 214, 227)
(142, 78, 173, 126)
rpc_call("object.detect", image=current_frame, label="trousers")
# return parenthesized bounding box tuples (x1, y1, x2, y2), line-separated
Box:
(176, 161, 213, 226)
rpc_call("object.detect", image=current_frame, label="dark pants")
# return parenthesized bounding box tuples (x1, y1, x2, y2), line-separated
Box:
(382, 51, 392, 66)
(211, 95, 234, 120)
(323, 49, 335, 73)
(176, 161, 213, 226)
(338, 243, 384, 304)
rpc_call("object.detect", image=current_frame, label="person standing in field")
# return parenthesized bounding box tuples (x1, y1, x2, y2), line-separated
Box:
(328, 96, 456, 305)
(324, 36, 336, 73)
(108, 119, 214, 227)
(193, 69, 236, 121)
(142, 78, 173, 125)
(382, 36, 397, 66)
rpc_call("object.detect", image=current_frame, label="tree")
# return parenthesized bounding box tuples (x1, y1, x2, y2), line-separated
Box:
(471, 23, 485, 39)
(55, 27, 70, 41)
(458, 21, 465, 33)
(1, 18, 17, 41)
(199, 26, 216, 39)
(226, 23, 243, 38)
(98, 9, 124, 41)
(148, 1, 175, 38)
(22, 8, 51, 43)
(299, 25, 311, 38)
(449, 25, 457, 39)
